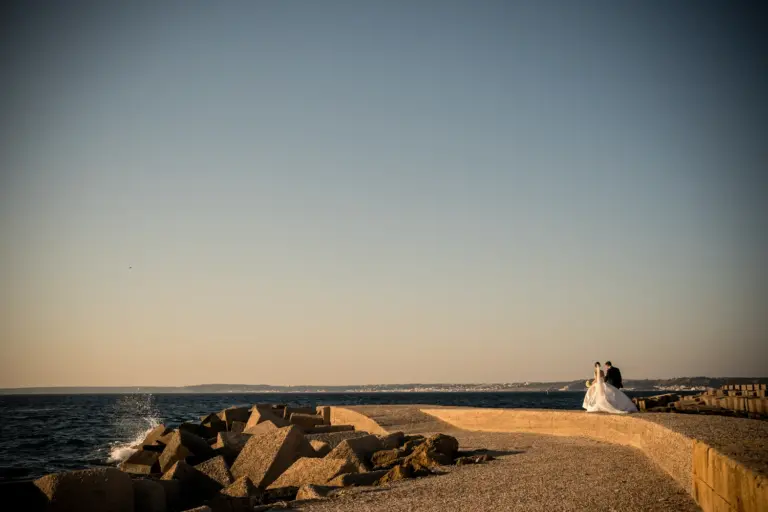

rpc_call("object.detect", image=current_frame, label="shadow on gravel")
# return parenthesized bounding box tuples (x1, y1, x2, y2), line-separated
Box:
(458, 448, 525, 458)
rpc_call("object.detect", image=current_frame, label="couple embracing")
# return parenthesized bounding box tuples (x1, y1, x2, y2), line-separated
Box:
(582, 361, 638, 414)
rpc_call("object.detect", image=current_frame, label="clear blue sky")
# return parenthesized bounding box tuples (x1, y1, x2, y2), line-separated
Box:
(1, 1, 766, 386)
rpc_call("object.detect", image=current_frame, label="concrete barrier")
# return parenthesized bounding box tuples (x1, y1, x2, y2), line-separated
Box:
(328, 407, 389, 436)
(420, 407, 767, 512)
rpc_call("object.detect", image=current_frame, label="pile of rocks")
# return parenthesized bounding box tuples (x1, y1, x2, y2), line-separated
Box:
(5, 404, 492, 511)
(633, 383, 768, 419)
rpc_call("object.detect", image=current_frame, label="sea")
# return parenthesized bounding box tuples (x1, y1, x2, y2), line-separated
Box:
(0, 391, 694, 480)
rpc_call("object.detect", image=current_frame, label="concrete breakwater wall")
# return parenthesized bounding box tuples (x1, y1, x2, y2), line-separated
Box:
(406, 407, 768, 512)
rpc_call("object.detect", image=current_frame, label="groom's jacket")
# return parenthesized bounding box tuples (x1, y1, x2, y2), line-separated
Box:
(605, 367, 623, 388)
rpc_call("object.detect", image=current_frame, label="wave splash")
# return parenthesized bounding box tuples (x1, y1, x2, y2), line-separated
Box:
(107, 394, 161, 463)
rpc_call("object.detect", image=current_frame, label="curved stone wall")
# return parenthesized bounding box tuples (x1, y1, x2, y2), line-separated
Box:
(419, 407, 767, 512)
(329, 406, 389, 435)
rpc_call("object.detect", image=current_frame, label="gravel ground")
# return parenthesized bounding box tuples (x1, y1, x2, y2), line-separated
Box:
(288, 407, 700, 512)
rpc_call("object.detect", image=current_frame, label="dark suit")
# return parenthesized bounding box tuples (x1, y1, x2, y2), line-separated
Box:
(605, 366, 623, 388)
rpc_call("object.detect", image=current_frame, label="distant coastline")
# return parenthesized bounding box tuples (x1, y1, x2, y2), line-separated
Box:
(2, 377, 766, 395)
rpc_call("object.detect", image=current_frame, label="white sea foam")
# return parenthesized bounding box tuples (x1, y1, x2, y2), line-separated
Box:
(106, 394, 161, 463)
(107, 422, 158, 463)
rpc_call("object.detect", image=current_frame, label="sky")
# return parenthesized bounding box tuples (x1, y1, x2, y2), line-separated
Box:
(1, 1, 766, 387)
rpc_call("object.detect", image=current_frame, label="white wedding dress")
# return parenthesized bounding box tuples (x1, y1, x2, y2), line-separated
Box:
(582, 368, 638, 414)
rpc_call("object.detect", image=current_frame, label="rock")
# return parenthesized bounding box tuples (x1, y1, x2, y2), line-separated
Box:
(309, 440, 331, 457)
(303, 425, 355, 434)
(161, 460, 222, 505)
(295, 483, 336, 500)
(426, 434, 459, 457)
(245, 406, 289, 430)
(221, 476, 261, 499)
(326, 434, 383, 472)
(120, 449, 161, 475)
(289, 413, 325, 429)
(253, 503, 289, 512)
(316, 406, 331, 425)
(142, 424, 173, 447)
(455, 454, 494, 466)
(375, 464, 413, 485)
(133, 479, 166, 512)
(195, 456, 234, 487)
(230, 421, 246, 434)
(159, 430, 214, 473)
(378, 431, 405, 450)
(406, 434, 459, 468)
(220, 407, 251, 429)
(244, 419, 280, 436)
(401, 438, 424, 454)
(229, 425, 312, 489)
(282, 407, 316, 419)
(370, 449, 404, 469)
(327, 470, 389, 487)
(34, 468, 134, 512)
(269, 457, 359, 488)
(262, 486, 298, 503)
(0, 480, 47, 512)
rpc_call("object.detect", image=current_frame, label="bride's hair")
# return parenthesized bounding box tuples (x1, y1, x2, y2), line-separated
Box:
(594, 361, 601, 368)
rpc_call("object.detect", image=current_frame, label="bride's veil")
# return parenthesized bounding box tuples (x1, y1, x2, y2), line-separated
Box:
(594, 363, 605, 397)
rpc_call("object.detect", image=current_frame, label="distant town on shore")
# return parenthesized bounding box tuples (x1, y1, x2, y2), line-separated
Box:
(2, 377, 767, 394)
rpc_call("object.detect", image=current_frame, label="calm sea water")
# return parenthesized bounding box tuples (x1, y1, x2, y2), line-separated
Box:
(0, 391, 685, 480)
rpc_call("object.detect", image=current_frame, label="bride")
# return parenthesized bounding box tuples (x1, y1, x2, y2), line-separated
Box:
(583, 361, 638, 414)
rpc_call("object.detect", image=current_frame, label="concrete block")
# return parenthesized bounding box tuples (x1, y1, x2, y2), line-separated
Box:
(326, 435, 383, 472)
(304, 425, 355, 434)
(159, 430, 214, 473)
(221, 476, 260, 498)
(194, 455, 233, 487)
(219, 407, 251, 429)
(132, 479, 166, 512)
(289, 413, 325, 429)
(310, 440, 331, 457)
(246, 406, 289, 430)
(316, 406, 331, 426)
(230, 425, 312, 489)
(34, 468, 134, 512)
(120, 449, 160, 475)
(269, 457, 359, 488)
(283, 407, 316, 419)
(296, 483, 336, 500)
(327, 470, 389, 487)
(142, 424, 173, 448)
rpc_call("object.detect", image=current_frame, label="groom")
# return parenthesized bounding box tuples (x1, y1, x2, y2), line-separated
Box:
(604, 361, 623, 389)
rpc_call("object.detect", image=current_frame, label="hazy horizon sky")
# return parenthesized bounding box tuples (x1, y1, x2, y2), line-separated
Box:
(2, 1, 767, 387)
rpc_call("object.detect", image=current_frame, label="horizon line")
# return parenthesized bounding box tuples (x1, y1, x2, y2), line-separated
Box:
(2, 375, 766, 391)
